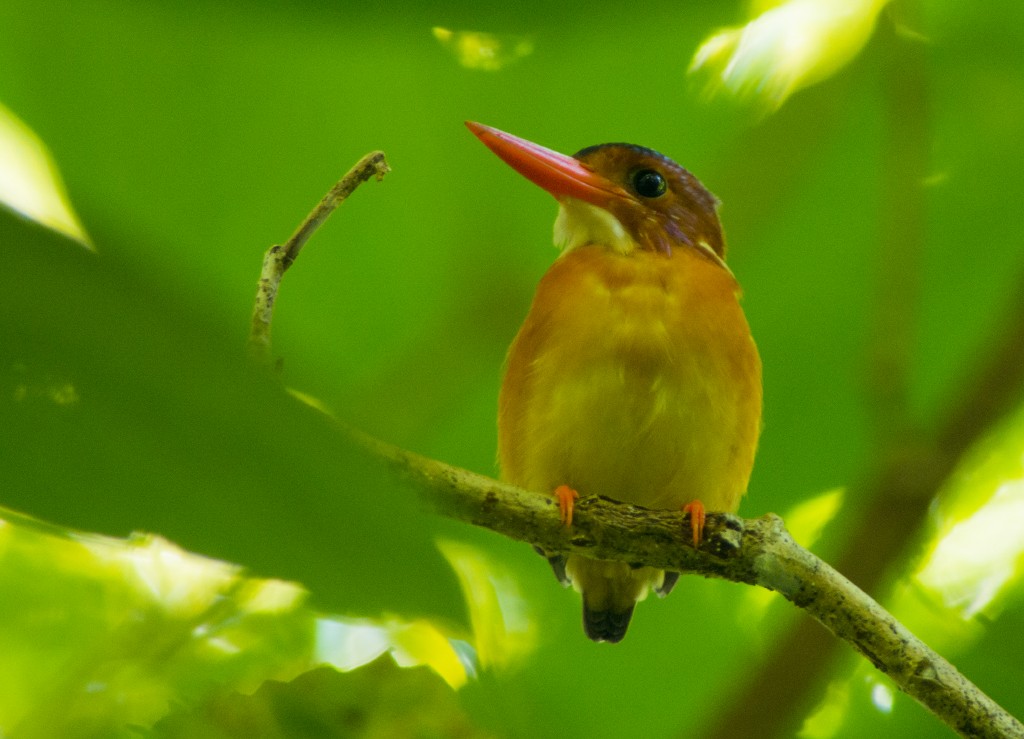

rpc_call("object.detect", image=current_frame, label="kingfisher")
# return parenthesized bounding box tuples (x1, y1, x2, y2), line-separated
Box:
(467, 121, 762, 643)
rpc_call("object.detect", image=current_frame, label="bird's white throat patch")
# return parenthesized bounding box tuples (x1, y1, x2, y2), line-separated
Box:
(553, 199, 638, 255)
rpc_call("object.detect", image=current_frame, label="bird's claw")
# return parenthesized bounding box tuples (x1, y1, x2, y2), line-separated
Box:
(683, 500, 706, 547)
(554, 485, 580, 526)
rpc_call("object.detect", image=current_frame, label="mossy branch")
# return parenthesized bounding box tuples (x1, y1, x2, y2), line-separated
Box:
(345, 425, 1022, 739)
(250, 154, 1024, 739)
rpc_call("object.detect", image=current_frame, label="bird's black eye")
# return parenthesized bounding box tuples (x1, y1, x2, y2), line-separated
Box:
(632, 169, 667, 198)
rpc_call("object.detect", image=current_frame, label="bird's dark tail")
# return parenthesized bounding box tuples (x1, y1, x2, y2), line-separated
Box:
(582, 602, 635, 643)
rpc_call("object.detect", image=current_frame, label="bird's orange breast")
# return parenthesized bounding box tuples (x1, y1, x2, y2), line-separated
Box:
(498, 244, 761, 513)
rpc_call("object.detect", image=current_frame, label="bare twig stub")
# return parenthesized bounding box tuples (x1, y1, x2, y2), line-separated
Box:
(248, 151, 390, 363)
(249, 152, 1023, 739)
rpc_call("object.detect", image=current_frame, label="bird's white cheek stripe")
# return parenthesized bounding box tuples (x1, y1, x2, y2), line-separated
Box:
(553, 199, 638, 255)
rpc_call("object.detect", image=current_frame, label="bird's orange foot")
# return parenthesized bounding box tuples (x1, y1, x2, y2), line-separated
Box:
(682, 500, 706, 547)
(554, 485, 580, 527)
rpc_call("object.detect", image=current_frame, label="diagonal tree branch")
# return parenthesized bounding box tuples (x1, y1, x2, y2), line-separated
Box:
(342, 424, 1023, 739)
(251, 156, 1024, 739)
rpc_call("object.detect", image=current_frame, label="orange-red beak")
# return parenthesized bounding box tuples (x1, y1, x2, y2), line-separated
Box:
(466, 121, 627, 208)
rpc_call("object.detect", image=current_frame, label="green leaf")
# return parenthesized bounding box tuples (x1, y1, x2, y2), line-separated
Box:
(0, 209, 463, 625)
(0, 101, 91, 247)
(154, 661, 491, 739)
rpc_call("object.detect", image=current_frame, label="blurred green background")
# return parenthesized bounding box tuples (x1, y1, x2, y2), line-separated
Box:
(2, 1, 1023, 737)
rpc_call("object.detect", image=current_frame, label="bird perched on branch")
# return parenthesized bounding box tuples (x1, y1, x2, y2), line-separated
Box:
(467, 122, 761, 643)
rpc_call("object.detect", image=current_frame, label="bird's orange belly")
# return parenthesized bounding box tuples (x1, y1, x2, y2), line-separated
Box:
(499, 246, 761, 514)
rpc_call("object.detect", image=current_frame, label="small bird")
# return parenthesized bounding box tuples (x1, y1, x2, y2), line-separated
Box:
(467, 122, 762, 643)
